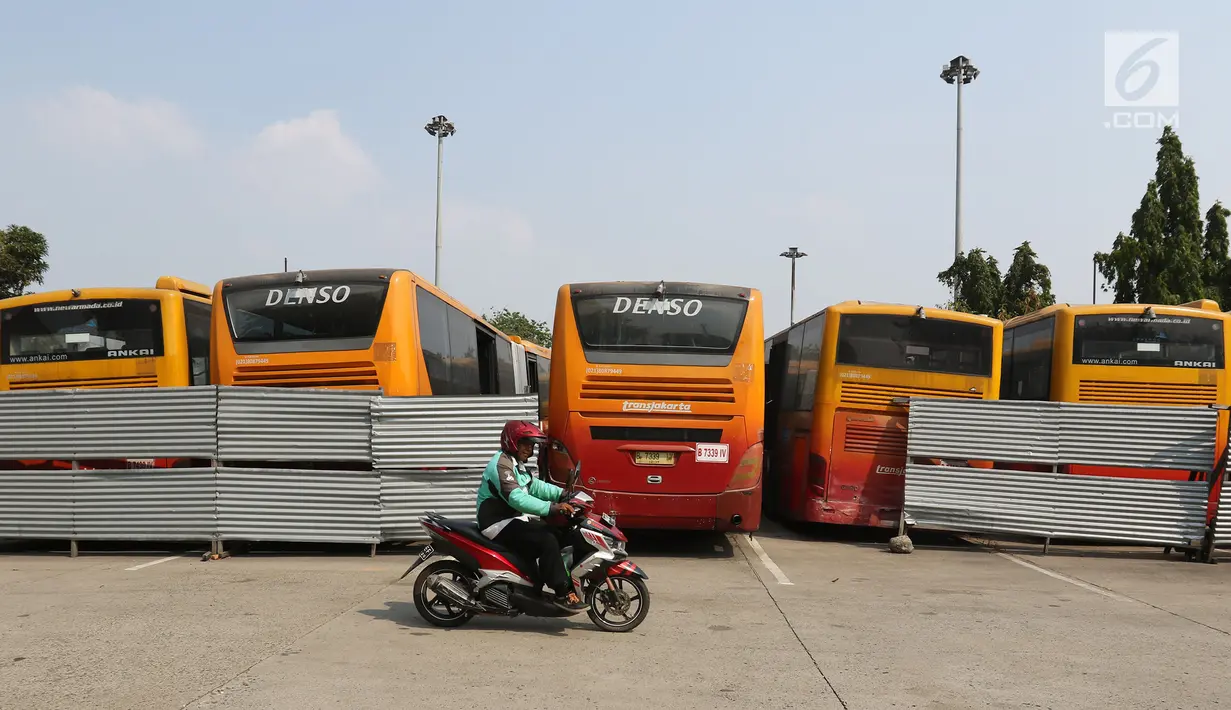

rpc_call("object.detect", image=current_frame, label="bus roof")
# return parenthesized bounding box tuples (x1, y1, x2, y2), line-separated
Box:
(217, 267, 516, 342)
(564, 281, 757, 300)
(0, 276, 211, 308)
(767, 300, 1000, 341)
(1004, 302, 1231, 328)
(514, 337, 551, 358)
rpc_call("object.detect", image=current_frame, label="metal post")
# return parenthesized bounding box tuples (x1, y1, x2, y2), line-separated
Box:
(1092, 256, 1097, 304)
(284, 257, 288, 273)
(424, 115, 456, 289)
(954, 75, 963, 261)
(433, 133, 444, 287)
(789, 258, 797, 326)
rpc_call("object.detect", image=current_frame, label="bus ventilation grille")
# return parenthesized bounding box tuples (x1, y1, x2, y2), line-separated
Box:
(7, 375, 160, 390)
(1078, 380, 1218, 406)
(842, 420, 908, 456)
(581, 377, 736, 403)
(232, 361, 381, 389)
(839, 382, 983, 407)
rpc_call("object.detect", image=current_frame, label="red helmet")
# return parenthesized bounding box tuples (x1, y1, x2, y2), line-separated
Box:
(500, 420, 547, 456)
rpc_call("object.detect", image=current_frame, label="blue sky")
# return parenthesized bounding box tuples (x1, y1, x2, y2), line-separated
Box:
(2, 2, 1228, 334)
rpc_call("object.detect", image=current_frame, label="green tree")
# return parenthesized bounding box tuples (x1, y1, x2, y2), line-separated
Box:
(1202, 200, 1231, 307)
(0, 225, 50, 299)
(1000, 240, 1056, 318)
(1096, 126, 1207, 304)
(937, 248, 1002, 316)
(485, 308, 552, 347)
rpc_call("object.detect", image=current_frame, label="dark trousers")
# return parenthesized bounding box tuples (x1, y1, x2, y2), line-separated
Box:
(494, 518, 571, 596)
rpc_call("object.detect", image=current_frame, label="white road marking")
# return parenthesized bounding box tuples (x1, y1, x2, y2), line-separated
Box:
(713, 544, 724, 552)
(125, 555, 184, 571)
(743, 534, 793, 585)
(995, 552, 1135, 602)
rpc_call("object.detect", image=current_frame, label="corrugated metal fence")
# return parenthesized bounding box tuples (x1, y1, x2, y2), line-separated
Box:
(0, 387, 538, 547)
(903, 399, 1220, 554)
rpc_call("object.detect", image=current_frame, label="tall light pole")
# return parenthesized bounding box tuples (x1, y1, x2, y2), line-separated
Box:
(424, 115, 456, 287)
(940, 56, 979, 263)
(780, 247, 807, 326)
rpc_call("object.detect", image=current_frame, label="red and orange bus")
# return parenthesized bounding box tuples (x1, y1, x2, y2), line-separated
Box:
(211, 268, 527, 396)
(544, 281, 765, 532)
(763, 301, 1002, 528)
(1002, 300, 1230, 480)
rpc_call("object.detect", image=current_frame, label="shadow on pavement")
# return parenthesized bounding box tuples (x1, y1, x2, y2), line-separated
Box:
(358, 599, 597, 636)
(624, 530, 734, 559)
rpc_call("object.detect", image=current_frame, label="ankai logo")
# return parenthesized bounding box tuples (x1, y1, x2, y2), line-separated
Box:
(1175, 360, 1217, 368)
(108, 349, 155, 358)
(621, 400, 692, 413)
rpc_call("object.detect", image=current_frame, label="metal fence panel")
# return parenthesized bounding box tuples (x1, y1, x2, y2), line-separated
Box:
(1056, 403, 1218, 471)
(906, 399, 1059, 464)
(216, 467, 380, 543)
(0, 471, 73, 538)
(904, 464, 1209, 546)
(1216, 477, 1231, 546)
(0, 387, 218, 459)
(371, 395, 538, 470)
(72, 468, 217, 541)
(217, 388, 374, 462)
(379, 469, 483, 541)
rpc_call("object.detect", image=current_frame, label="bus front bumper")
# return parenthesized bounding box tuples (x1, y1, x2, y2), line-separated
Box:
(586, 486, 762, 532)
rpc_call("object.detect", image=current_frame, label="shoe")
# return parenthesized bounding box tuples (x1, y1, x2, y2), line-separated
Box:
(554, 591, 588, 611)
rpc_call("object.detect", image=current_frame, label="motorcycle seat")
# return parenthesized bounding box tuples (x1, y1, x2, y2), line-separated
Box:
(438, 519, 536, 578)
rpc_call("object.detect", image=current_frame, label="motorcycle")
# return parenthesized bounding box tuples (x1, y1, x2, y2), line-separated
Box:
(399, 442, 651, 633)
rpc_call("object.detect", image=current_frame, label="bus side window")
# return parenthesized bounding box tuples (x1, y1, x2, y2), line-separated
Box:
(526, 356, 539, 394)
(415, 288, 453, 394)
(1000, 328, 1015, 398)
(1008, 317, 1053, 400)
(537, 358, 550, 421)
(183, 299, 212, 386)
(494, 336, 516, 395)
(794, 315, 825, 412)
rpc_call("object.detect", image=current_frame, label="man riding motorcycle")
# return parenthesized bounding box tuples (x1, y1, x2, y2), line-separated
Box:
(475, 420, 587, 611)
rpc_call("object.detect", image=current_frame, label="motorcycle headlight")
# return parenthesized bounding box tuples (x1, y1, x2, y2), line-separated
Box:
(610, 539, 626, 554)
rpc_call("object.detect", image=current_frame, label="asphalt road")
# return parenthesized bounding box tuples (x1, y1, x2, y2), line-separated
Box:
(1, 527, 1229, 709)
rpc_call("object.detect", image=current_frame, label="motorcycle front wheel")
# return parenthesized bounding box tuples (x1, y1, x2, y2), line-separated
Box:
(412, 559, 475, 628)
(586, 575, 650, 632)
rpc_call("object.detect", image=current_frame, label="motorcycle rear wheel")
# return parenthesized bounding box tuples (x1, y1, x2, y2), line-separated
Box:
(413, 559, 475, 628)
(587, 576, 650, 632)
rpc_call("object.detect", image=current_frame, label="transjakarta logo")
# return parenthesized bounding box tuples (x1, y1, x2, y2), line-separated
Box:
(1175, 360, 1218, 368)
(621, 400, 692, 413)
(265, 285, 352, 306)
(612, 296, 703, 316)
(875, 465, 904, 476)
(108, 349, 155, 358)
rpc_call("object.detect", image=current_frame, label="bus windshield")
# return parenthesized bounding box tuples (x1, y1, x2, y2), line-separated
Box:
(1072, 313, 1225, 368)
(224, 283, 389, 344)
(572, 294, 749, 366)
(1, 299, 165, 364)
(836, 313, 993, 377)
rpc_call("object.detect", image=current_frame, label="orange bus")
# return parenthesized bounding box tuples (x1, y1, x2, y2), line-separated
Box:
(763, 301, 1002, 528)
(1002, 300, 1229, 480)
(1, 276, 212, 391)
(212, 268, 524, 396)
(544, 281, 765, 532)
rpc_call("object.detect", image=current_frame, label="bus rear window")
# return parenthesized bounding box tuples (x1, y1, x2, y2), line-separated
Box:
(224, 283, 389, 344)
(1072, 314, 1225, 368)
(836, 314, 993, 377)
(572, 294, 749, 366)
(1, 299, 165, 364)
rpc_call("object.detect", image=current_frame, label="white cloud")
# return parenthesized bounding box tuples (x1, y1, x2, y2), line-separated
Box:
(28, 86, 203, 160)
(236, 109, 381, 209)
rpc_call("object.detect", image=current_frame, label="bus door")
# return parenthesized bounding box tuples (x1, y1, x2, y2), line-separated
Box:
(763, 338, 788, 516)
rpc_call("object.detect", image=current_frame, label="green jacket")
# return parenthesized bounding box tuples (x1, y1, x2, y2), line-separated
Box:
(475, 451, 565, 536)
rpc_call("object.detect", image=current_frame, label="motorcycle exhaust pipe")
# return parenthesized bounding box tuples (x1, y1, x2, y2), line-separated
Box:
(430, 577, 475, 609)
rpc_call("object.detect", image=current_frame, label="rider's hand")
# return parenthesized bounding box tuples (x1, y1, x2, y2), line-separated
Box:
(551, 502, 576, 517)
